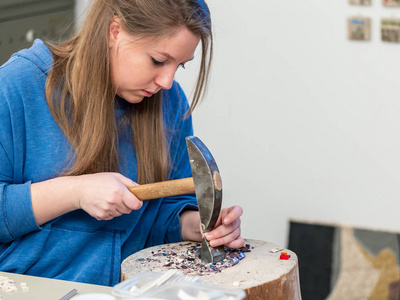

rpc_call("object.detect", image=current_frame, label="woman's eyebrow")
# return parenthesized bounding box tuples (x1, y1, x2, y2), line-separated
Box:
(156, 52, 194, 62)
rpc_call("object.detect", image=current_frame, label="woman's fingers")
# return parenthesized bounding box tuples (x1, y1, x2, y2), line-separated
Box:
(116, 173, 143, 211)
(221, 205, 243, 225)
(207, 218, 240, 239)
(223, 236, 245, 249)
(121, 189, 143, 211)
(200, 205, 245, 248)
(208, 225, 243, 248)
(79, 172, 143, 220)
(206, 219, 244, 248)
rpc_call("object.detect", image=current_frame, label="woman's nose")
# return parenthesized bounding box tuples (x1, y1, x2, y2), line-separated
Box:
(154, 68, 175, 90)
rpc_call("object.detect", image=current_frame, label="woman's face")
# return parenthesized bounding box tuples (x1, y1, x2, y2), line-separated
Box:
(109, 21, 200, 103)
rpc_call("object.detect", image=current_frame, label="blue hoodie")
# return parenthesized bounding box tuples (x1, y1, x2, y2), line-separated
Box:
(0, 40, 197, 286)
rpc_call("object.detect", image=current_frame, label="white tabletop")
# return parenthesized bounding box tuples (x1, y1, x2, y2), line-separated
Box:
(0, 271, 113, 300)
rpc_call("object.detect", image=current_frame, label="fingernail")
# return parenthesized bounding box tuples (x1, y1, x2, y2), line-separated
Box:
(223, 218, 229, 224)
(206, 234, 213, 240)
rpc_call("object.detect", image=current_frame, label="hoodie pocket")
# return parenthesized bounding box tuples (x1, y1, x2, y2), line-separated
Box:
(34, 223, 124, 286)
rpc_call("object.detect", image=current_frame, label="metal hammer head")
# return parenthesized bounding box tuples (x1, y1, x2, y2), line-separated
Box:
(186, 136, 225, 264)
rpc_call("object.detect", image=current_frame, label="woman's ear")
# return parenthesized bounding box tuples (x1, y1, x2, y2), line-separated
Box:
(109, 17, 121, 48)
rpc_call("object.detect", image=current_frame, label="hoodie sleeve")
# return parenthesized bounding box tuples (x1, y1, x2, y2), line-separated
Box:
(145, 82, 198, 246)
(0, 57, 42, 243)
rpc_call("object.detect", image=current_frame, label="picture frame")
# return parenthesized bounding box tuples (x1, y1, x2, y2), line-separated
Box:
(349, 0, 372, 6)
(381, 18, 400, 42)
(347, 17, 371, 41)
(382, 0, 400, 7)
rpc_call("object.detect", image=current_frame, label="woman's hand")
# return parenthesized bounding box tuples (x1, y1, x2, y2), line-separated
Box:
(31, 172, 142, 225)
(77, 172, 142, 221)
(180, 205, 244, 249)
(205, 205, 244, 249)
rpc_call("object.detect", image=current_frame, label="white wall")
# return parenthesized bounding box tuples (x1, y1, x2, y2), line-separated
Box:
(75, 0, 92, 30)
(177, 0, 400, 248)
(76, 0, 400, 248)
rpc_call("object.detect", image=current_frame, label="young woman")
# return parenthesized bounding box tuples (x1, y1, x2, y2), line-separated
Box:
(0, 0, 243, 286)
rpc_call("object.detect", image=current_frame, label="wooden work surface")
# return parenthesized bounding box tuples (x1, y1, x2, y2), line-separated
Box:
(0, 271, 112, 300)
(121, 239, 302, 300)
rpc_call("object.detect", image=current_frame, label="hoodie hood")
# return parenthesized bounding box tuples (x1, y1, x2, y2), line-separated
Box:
(12, 39, 53, 75)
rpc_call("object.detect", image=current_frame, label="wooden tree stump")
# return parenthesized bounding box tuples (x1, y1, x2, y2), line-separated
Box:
(121, 239, 301, 299)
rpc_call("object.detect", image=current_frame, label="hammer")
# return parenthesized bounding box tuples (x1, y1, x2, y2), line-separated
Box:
(128, 136, 225, 264)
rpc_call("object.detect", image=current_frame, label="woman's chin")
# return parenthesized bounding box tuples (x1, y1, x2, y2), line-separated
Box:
(118, 93, 145, 104)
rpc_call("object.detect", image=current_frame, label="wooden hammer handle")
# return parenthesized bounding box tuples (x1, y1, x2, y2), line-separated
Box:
(128, 177, 195, 201)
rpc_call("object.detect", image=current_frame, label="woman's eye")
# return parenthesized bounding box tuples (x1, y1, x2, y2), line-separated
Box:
(151, 58, 165, 66)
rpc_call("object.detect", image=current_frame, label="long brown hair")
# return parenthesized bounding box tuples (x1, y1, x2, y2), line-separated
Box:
(45, 0, 213, 184)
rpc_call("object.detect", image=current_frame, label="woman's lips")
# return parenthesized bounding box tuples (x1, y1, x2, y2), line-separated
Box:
(143, 90, 155, 97)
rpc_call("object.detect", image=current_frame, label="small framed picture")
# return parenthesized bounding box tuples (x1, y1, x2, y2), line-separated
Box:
(347, 17, 371, 41)
(349, 0, 372, 6)
(383, 0, 400, 6)
(381, 18, 400, 42)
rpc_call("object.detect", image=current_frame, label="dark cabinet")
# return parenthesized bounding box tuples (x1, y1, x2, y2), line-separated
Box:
(0, 0, 75, 64)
